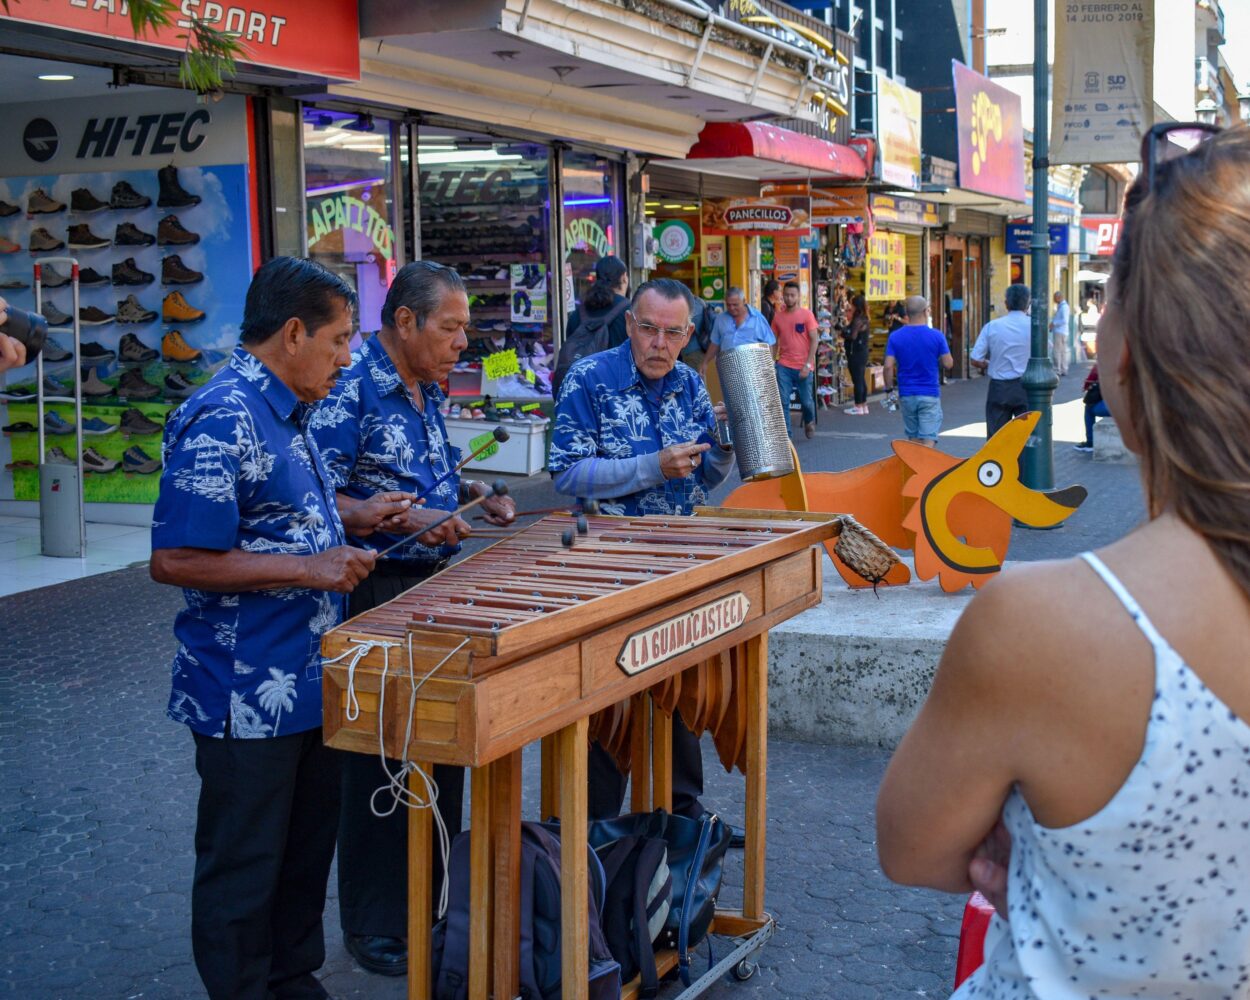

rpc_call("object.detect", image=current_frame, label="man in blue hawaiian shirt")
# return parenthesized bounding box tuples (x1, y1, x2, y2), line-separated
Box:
(150, 258, 404, 1000)
(550, 277, 740, 832)
(311, 260, 515, 978)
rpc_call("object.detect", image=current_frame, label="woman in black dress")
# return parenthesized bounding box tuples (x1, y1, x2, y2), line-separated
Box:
(844, 293, 871, 415)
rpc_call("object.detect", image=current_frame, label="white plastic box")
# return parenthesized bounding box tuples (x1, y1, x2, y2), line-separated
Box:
(444, 416, 548, 475)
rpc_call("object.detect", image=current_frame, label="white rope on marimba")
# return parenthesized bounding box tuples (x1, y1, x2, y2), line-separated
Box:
(323, 638, 401, 721)
(370, 634, 470, 918)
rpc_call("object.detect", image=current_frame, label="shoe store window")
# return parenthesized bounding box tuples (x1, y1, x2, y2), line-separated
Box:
(561, 150, 624, 317)
(303, 108, 401, 339)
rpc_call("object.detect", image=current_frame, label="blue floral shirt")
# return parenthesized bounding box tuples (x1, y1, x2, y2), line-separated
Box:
(309, 335, 461, 564)
(152, 348, 346, 740)
(549, 341, 723, 516)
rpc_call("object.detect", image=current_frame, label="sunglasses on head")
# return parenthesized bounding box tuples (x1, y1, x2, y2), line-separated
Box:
(1141, 121, 1221, 191)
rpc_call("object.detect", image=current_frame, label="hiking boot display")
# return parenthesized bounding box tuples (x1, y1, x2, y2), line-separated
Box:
(46, 446, 75, 465)
(162, 330, 202, 362)
(81, 369, 114, 398)
(117, 294, 158, 324)
(113, 258, 154, 286)
(119, 332, 159, 364)
(41, 302, 72, 326)
(0, 237, 19, 254)
(163, 292, 204, 324)
(120, 407, 162, 436)
(123, 445, 161, 474)
(82, 446, 120, 473)
(44, 411, 74, 434)
(71, 188, 108, 213)
(162, 254, 203, 285)
(29, 228, 64, 253)
(78, 267, 109, 286)
(40, 264, 70, 288)
(41, 340, 71, 363)
(80, 341, 116, 365)
(118, 368, 160, 400)
(42, 374, 69, 397)
(110, 180, 151, 210)
(27, 188, 65, 215)
(157, 165, 201, 208)
(68, 224, 110, 250)
(0, 200, 18, 217)
(163, 371, 198, 400)
(82, 416, 119, 436)
(114, 222, 156, 247)
(79, 305, 114, 326)
(157, 214, 200, 246)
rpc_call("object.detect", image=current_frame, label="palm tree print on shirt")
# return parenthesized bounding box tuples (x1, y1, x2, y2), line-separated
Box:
(255, 668, 297, 736)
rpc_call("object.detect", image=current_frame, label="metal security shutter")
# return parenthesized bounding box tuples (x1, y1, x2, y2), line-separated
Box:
(646, 165, 760, 200)
(904, 230, 924, 296)
(951, 209, 1005, 238)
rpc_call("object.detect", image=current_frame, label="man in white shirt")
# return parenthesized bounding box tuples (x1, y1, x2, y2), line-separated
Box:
(1050, 290, 1071, 376)
(970, 283, 1032, 438)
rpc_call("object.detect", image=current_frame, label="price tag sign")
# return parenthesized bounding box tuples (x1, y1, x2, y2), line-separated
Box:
(525, 369, 537, 384)
(496, 401, 516, 412)
(521, 403, 542, 413)
(483, 349, 521, 380)
(468, 430, 501, 463)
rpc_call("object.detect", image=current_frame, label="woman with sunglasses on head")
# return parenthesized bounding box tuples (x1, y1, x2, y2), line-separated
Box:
(877, 124, 1250, 997)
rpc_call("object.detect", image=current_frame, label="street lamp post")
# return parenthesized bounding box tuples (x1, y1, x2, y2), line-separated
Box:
(1021, 0, 1058, 491)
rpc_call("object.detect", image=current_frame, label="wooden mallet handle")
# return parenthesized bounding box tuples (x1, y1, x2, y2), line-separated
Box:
(375, 479, 509, 557)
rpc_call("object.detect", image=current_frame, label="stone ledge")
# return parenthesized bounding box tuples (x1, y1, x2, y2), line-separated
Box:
(1093, 416, 1137, 464)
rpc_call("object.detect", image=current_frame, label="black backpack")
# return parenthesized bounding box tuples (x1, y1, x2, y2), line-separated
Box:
(432, 822, 621, 1000)
(553, 299, 630, 399)
(592, 835, 672, 997)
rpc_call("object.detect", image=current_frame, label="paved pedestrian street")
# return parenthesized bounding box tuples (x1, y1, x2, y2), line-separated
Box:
(1, 368, 1145, 999)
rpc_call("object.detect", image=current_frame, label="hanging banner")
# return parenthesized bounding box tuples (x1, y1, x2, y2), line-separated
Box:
(701, 195, 811, 237)
(876, 77, 923, 191)
(952, 61, 1027, 202)
(865, 233, 906, 301)
(1051, 1, 1155, 164)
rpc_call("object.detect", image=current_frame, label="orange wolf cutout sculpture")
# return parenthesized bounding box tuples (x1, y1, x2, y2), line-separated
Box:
(723, 412, 1087, 592)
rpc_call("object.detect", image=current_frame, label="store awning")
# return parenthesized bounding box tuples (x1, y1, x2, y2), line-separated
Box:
(680, 122, 867, 181)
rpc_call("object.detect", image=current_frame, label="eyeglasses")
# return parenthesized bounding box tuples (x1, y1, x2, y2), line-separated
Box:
(1142, 121, 1221, 191)
(628, 311, 690, 343)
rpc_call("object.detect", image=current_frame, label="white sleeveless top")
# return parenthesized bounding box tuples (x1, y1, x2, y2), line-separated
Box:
(954, 552, 1250, 999)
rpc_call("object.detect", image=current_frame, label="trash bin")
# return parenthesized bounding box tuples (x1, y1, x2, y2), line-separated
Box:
(40, 462, 85, 558)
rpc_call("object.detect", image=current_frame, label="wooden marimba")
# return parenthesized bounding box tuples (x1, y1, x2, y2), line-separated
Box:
(322, 508, 843, 999)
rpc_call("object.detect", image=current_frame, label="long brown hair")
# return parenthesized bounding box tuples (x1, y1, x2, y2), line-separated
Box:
(1113, 125, 1250, 596)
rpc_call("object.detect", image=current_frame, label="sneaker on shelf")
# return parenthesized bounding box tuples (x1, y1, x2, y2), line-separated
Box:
(80, 341, 117, 366)
(45, 411, 74, 434)
(41, 340, 72, 363)
(0, 199, 18, 217)
(42, 374, 69, 397)
(114, 222, 156, 248)
(40, 264, 70, 288)
(71, 188, 109, 213)
(41, 302, 72, 327)
(110, 180, 152, 211)
(118, 368, 161, 400)
(157, 214, 200, 246)
(120, 407, 162, 436)
(46, 446, 75, 465)
(123, 445, 161, 474)
(163, 291, 205, 324)
(1072, 442, 1094, 453)
(117, 294, 158, 324)
(79, 305, 115, 326)
(68, 224, 110, 250)
(0, 277, 28, 289)
(113, 258, 154, 287)
(29, 228, 64, 253)
(157, 166, 201, 208)
(162, 371, 198, 399)
(78, 267, 109, 286)
(81, 369, 114, 398)
(1, 420, 36, 433)
(82, 416, 118, 435)
(162, 254, 204, 284)
(161, 329, 202, 362)
(27, 188, 65, 215)
(82, 446, 120, 473)
(119, 332, 159, 364)
(0, 236, 19, 254)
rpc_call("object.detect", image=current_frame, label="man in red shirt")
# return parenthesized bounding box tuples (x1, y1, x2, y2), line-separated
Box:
(771, 281, 820, 439)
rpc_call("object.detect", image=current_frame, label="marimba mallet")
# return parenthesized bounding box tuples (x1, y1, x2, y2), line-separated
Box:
(411, 426, 510, 507)
(375, 480, 510, 558)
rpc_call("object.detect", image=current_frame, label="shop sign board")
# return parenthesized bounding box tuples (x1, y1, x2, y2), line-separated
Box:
(1079, 216, 1122, 256)
(761, 183, 868, 227)
(703, 237, 726, 268)
(654, 219, 695, 264)
(875, 76, 923, 191)
(773, 235, 801, 277)
(865, 233, 906, 301)
(1006, 222, 1076, 255)
(1051, 0, 1154, 164)
(952, 61, 1026, 202)
(0, 0, 360, 81)
(701, 195, 811, 237)
(699, 266, 726, 303)
(870, 194, 939, 228)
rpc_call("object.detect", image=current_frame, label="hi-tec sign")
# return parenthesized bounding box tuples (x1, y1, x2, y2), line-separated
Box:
(616, 592, 750, 676)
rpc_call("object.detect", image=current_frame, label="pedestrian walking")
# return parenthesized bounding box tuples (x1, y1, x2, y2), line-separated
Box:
(1051, 290, 1070, 376)
(843, 293, 871, 415)
(883, 296, 952, 446)
(970, 283, 1032, 438)
(771, 280, 820, 438)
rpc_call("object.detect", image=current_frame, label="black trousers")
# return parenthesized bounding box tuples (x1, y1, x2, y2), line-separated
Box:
(588, 710, 705, 821)
(337, 565, 465, 940)
(848, 345, 869, 405)
(985, 377, 1029, 439)
(191, 726, 341, 1000)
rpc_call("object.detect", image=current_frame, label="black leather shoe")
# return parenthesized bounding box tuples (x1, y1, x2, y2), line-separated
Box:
(344, 933, 407, 977)
(728, 824, 746, 849)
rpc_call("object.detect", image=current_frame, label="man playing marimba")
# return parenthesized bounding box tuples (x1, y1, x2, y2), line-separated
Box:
(150, 257, 392, 1000)
(310, 260, 515, 978)
(549, 277, 741, 835)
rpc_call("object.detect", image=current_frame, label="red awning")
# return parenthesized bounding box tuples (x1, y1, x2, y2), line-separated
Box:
(685, 122, 867, 181)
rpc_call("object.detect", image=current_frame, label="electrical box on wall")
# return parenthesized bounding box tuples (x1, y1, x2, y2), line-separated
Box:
(630, 222, 657, 270)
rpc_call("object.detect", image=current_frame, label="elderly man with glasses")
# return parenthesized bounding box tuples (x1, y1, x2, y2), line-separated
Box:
(549, 277, 743, 838)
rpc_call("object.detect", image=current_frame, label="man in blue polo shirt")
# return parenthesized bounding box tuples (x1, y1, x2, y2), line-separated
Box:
(697, 285, 775, 381)
(151, 258, 393, 1000)
(310, 260, 515, 978)
(884, 295, 954, 446)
